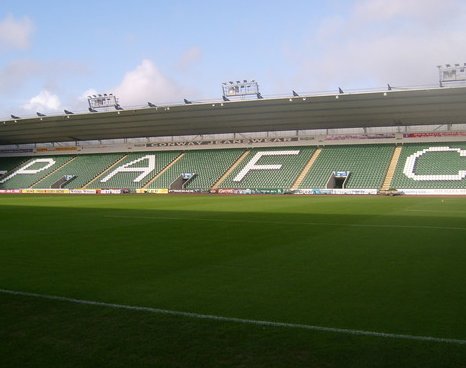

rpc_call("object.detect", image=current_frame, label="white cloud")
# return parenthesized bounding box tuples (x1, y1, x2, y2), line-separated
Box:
(290, 0, 466, 90)
(0, 14, 34, 51)
(114, 59, 185, 106)
(23, 90, 61, 112)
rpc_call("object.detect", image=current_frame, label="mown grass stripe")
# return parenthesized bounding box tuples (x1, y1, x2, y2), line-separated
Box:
(104, 215, 466, 231)
(1, 288, 465, 345)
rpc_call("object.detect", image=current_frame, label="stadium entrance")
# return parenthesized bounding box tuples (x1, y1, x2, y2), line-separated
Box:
(326, 171, 350, 189)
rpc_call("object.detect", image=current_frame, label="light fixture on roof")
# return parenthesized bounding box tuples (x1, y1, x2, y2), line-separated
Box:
(292, 90, 299, 97)
(221, 80, 261, 100)
(115, 104, 124, 111)
(184, 98, 192, 104)
(37, 112, 46, 117)
(89, 107, 98, 113)
(11, 114, 20, 119)
(148, 102, 157, 108)
(88, 93, 119, 111)
(64, 109, 74, 115)
(338, 87, 344, 94)
(256, 92, 263, 99)
(387, 84, 392, 91)
(438, 63, 466, 87)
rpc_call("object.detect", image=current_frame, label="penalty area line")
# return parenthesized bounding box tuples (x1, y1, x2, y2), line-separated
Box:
(1, 288, 466, 345)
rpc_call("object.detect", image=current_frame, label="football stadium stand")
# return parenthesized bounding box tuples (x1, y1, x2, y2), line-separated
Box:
(2, 85, 466, 195)
(1, 141, 466, 193)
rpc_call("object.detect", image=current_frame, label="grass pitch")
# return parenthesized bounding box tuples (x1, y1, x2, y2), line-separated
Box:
(1, 194, 466, 367)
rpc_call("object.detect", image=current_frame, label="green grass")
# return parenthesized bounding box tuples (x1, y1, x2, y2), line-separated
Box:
(1, 194, 466, 367)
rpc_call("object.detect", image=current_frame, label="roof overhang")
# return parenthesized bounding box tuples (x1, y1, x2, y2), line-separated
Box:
(1, 86, 466, 145)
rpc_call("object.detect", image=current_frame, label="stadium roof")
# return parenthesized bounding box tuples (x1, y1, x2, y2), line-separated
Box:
(1, 86, 466, 145)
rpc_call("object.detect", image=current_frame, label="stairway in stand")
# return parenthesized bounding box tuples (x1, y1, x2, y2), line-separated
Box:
(291, 148, 321, 190)
(381, 146, 402, 191)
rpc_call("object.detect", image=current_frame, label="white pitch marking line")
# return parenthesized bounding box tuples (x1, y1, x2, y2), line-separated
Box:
(1, 288, 466, 345)
(104, 215, 466, 231)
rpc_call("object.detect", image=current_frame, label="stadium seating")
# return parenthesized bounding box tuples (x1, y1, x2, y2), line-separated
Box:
(0, 156, 75, 189)
(219, 147, 315, 189)
(390, 143, 466, 189)
(148, 149, 245, 190)
(299, 144, 394, 189)
(0, 156, 31, 175)
(88, 151, 181, 189)
(33, 153, 125, 189)
(2, 142, 466, 192)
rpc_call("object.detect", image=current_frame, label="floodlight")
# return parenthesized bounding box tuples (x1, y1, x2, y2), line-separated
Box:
(64, 109, 74, 115)
(37, 112, 46, 117)
(11, 114, 20, 119)
(387, 84, 392, 91)
(292, 90, 299, 97)
(222, 80, 260, 99)
(148, 102, 157, 108)
(338, 87, 344, 94)
(184, 98, 192, 104)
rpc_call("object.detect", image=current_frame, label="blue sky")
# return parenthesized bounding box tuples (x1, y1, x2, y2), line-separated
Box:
(1, 0, 465, 117)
